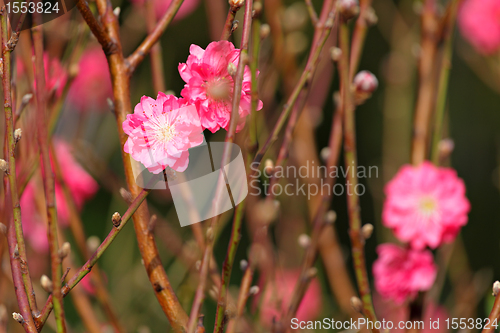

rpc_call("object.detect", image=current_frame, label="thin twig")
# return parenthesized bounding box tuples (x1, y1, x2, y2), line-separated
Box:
(226, 265, 254, 333)
(126, 0, 184, 73)
(482, 287, 500, 333)
(76, 0, 117, 55)
(220, 2, 244, 40)
(304, 0, 318, 25)
(1, 5, 39, 326)
(411, 0, 439, 165)
(92, 0, 190, 328)
(189, 1, 253, 332)
(35, 188, 151, 329)
(349, 0, 374, 79)
(339, 20, 379, 333)
(431, 0, 459, 164)
(145, 0, 166, 93)
(32, 11, 67, 332)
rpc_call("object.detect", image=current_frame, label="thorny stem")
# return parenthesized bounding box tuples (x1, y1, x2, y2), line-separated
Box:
(33, 12, 67, 332)
(431, 0, 459, 164)
(190, 1, 253, 332)
(35, 188, 151, 329)
(1, 6, 39, 324)
(126, 0, 184, 73)
(411, 0, 439, 165)
(339, 21, 379, 333)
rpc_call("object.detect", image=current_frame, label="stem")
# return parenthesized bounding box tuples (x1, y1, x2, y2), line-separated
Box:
(251, 10, 335, 169)
(339, 21, 379, 333)
(248, 0, 262, 155)
(35, 188, 151, 329)
(411, 0, 438, 165)
(190, 2, 254, 331)
(126, 0, 184, 73)
(1, 6, 39, 321)
(50, 144, 124, 333)
(349, 0, 373, 79)
(226, 266, 254, 333)
(483, 289, 500, 333)
(145, 0, 166, 93)
(92, 0, 190, 329)
(220, 3, 243, 40)
(32, 12, 67, 332)
(431, 0, 459, 164)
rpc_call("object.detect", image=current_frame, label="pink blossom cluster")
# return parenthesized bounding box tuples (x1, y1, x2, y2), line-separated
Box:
(21, 140, 98, 251)
(374, 161, 470, 304)
(124, 41, 262, 173)
(458, 0, 500, 55)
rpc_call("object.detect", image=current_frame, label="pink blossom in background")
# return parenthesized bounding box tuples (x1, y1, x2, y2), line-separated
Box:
(130, 0, 200, 21)
(260, 269, 322, 327)
(123, 92, 204, 173)
(178, 41, 263, 133)
(68, 48, 113, 112)
(373, 244, 437, 304)
(382, 161, 470, 250)
(458, 0, 500, 54)
(21, 140, 99, 252)
(17, 54, 68, 98)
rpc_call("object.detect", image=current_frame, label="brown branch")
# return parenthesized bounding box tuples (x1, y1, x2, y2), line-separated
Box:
(126, 0, 184, 73)
(91, 0, 190, 329)
(75, 0, 117, 56)
(32, 11, 67, 332)
(220, 2, 243, 41)
(482, 282, 500, 333)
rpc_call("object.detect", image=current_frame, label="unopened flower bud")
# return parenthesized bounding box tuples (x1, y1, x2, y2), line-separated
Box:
(0, 159, 8, 173)
(330, 47, 342, 62)
(119, 188, 132, 203)
(249, 285, 260, 295)
(58, 242, 71, 259)
(260, 24, 271, 39)
(361, 223, 374, 240)
(87, 236, 100, 253)
(365, 7, 378, 26)
(41, 275, 53, 293)
(350, 296, 363, 313)
(306, 267, 318, 279)
(113, 6, 120, 17)
(14, 128, 22, 144)
(12, 312, 24, 324)
(0, 223, 6, 235)
(229, 0, 244, 9)
(240, 259, 248, 271)
(225, 304, 237, 319)
(14, 244, 19, 256)
(0, 305, 6, 323)
(325, 210, 337, 224)
(21, 93, 32, 105)
(227, 62, 237, 76)
(112, 212, 121, 227)
(298, 234, 311, 248)
(195, 260, 201, 270)
(338, 0, 359, 20)
(264, 159, 274, 176)
(320, 147, 331, 163)
(438, 138, 454, 159)
(354, 70, 378, 93)
(493, 281, 500, 296)
(206, 227, 214, 242)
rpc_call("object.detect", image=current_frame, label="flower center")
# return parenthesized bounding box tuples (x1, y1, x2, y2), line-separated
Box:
(418, 196, 437, 216)
(207, 79, 231, 100)
(154, 123, 177, 143)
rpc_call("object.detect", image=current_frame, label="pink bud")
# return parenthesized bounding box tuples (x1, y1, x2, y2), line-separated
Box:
(353, 70, 378, 93)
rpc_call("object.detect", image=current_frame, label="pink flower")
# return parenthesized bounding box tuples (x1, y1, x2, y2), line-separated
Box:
(68, 48, 113, 112)
(373, 244, 437, 304)
(382, 161, 470, 250)
(21, 140, 99, 252)
(17, 53, 68, 98)
(259, 269, 322, 327)
(123, 92, 204, 173)
(458, 0, 500, 54)
(130, 0, 200, 21)
(178, 41, 263, 133)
